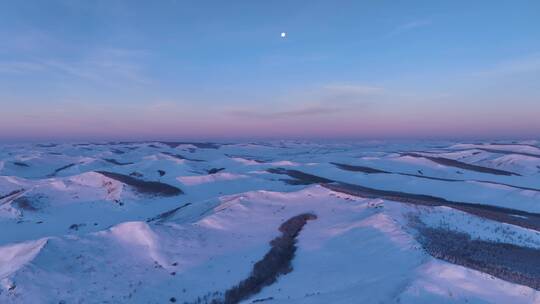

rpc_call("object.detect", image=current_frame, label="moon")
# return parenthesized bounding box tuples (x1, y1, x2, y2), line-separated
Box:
(281, 32, 287, 38)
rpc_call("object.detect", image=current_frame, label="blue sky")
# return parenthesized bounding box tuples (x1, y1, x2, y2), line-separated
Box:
(0, 0, 539, 141)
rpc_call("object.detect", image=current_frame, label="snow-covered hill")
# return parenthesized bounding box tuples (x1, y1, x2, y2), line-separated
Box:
(1, 140, 540, 303)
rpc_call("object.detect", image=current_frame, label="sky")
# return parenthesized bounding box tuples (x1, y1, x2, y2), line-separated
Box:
(0, 0, 539, 142)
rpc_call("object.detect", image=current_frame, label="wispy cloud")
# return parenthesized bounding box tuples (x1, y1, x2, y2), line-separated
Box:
(47, 58, 149, 84)
(0, 61, 46, 74)
(473, 53, 540, 77)
(322, 84, 384, 95)
(229, 106, 343, 119)
(386, 19, 432, 37)
(227, 83, 383, 119)
(315, 83, 385, 106)
(0, 47, 150, 84)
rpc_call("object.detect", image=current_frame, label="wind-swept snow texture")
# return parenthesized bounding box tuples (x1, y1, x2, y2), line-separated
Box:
(1, 140, 540, 303)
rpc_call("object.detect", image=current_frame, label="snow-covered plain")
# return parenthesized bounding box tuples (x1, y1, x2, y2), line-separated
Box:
(1, 140, 540, 303)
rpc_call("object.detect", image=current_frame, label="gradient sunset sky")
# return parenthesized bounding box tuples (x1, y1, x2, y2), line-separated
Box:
(0, 0, 539, 141)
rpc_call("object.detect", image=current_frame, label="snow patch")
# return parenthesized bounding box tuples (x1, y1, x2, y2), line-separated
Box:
(68, 172, 123, 200)
(0, 238, 48, 279)
(359, 212, 415, 248)
(106, 221, 168, 269)
(405, 260, 540, 303)
(231, 157, 260, 165)
(178, 172, 248, 186)
(270, 160, 298, 166)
